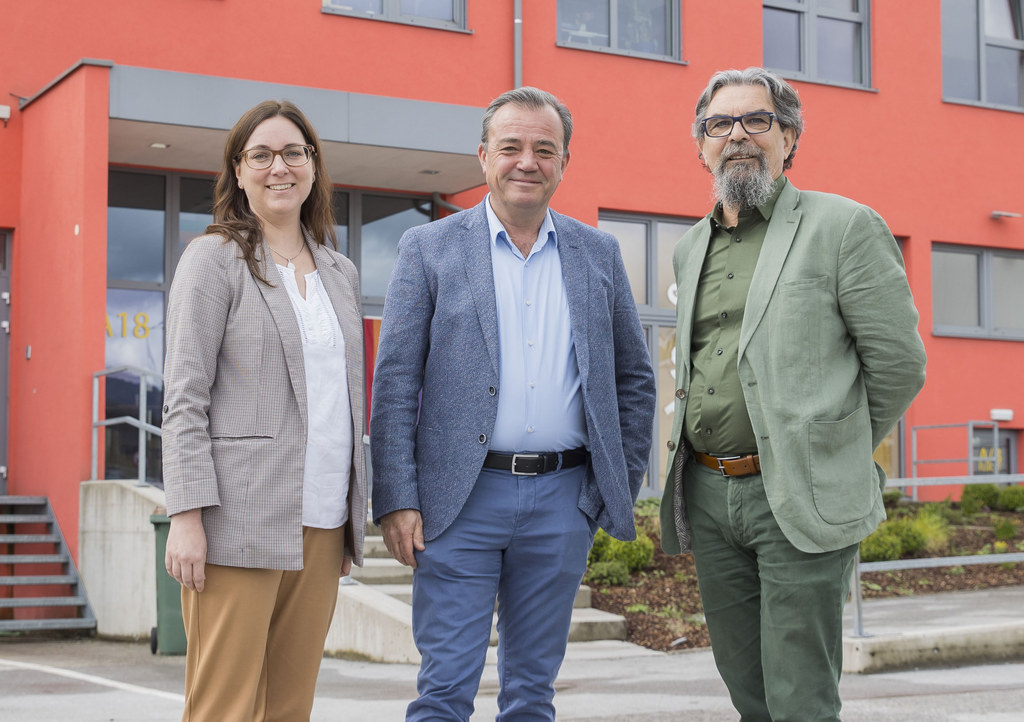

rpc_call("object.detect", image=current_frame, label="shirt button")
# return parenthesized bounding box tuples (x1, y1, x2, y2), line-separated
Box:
(734, 236, 742, 243)
(478, 434, 487, 444)
(528, 340, 534, 346)
(720, 311, 728, 319)
(530, 381, 535, 388)
(526, 300, 532, 306)
(716, 348, 723, 355)
(707, 387, 715, 395)
(705, 428, 713, 436)
(675, 388, 685, 399)
(488, 386, 496, 396)
(527, 426, 535, 433)
(667, 440, 676, 451)
(727, 272, 735, 279)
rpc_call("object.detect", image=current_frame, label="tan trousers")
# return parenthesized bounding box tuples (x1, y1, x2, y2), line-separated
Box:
(180, 525, 345, 722)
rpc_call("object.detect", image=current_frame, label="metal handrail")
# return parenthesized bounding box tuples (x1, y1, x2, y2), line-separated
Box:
(91, 365, 163, 484)
(849, 471, 1024, 637)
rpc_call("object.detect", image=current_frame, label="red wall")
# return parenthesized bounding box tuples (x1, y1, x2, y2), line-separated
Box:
(1, 0, 1022, 552)
(11, 65, 110, 558)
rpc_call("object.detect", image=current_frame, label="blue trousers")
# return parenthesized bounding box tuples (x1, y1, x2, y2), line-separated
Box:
(408, 466, 594, 722)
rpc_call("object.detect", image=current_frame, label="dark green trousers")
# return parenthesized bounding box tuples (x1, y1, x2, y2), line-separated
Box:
(683, 459, 857, 722)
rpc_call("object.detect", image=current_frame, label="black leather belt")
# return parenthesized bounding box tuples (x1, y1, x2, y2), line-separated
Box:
(483, 447, 589, 476)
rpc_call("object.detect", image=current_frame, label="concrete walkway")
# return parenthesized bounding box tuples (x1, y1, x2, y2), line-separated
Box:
(1, 586, 1022, 721)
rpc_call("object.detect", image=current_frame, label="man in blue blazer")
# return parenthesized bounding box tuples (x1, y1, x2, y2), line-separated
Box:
(661, 68, 927, 721)
(370, 87, 656, 720)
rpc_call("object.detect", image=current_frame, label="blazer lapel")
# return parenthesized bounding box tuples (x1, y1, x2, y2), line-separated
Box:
(739, 181, 801, 359)
(459, 203, 500, 377)
(552, 212, 590, 383)
(255, 238, 308, 427)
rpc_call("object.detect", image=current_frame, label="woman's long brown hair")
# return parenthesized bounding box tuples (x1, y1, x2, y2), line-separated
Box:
(206, 100, 336, 285)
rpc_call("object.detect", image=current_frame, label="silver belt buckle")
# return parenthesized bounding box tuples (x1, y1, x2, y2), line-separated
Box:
(716, 455, 742, 476)
(511, 453, 540, 475)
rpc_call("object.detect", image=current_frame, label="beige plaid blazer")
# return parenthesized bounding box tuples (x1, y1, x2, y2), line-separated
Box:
(162, 233, 366, 569)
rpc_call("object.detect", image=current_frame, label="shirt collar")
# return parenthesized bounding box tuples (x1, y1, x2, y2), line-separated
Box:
(484, 193, 558, 252)
(710, 175, 789, 230)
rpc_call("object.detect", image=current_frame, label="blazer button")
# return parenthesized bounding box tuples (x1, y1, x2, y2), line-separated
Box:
(488, 386, 496, 396)
(675, 389, 685, 399)
(667, 440, 676, 451)
(162, 404, 169, 413)
(478, 434, 487, 444)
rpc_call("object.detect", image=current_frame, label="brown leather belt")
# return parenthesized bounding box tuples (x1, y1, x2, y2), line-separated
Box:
(693, 451, 761, 477)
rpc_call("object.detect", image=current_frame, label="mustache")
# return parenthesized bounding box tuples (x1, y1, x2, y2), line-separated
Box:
(718, 143, 765, 165)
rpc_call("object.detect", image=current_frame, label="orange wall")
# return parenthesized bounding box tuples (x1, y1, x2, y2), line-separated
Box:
(11, 65, 110, 557)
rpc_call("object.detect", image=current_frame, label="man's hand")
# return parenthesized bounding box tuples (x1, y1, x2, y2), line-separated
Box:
(165, 509, 208, 592)
(381, 509, 425, 568)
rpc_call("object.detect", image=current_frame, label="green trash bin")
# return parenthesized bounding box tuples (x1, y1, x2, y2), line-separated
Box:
(150, 512, 188, 655)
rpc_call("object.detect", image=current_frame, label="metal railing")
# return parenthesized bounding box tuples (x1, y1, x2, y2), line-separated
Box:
(91, 365, 163, 484)
(849, 471, 1024, 637)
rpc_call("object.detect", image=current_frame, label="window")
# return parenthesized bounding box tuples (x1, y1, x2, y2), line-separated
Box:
(763, 0, 871, 86)
(943, 0, 1024, 108)
(599, 212, 696, 493)
(557, 0, 681, 61)
(932, 244, 1024, 339)
(971, 425, 1016, 474)
(322, 0, 467, 31)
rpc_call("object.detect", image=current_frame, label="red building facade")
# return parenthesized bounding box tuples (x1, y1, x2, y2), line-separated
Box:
(1, 0, 1023, 561)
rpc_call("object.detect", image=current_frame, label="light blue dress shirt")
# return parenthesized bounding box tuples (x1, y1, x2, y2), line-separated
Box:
(485, 195, 587, 453)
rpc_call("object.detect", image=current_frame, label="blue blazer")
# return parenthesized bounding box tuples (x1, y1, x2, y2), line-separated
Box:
(370, 200, 656, 542)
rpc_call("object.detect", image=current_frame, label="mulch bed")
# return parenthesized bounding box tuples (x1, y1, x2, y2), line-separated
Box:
(588, 512, 1024, 653)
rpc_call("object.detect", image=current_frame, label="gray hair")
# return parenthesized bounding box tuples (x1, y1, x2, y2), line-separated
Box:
(481, 86, 573, 155)
(693, 67, 804, 170)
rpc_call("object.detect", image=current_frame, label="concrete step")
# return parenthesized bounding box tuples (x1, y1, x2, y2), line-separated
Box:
(371, 583, 594, 609)
(348, 557, 414, 585)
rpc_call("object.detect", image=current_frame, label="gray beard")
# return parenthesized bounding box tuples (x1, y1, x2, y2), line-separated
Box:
(712, 153, 775, 211)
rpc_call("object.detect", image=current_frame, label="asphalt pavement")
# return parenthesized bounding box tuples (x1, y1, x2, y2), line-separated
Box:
(1, 586, 1022, 721)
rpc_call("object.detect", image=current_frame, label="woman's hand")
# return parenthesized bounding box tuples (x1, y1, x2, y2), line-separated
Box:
(165, 509, 208, 592)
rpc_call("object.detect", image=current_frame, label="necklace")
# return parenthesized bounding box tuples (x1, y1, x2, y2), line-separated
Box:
(268, 241, 304, 270)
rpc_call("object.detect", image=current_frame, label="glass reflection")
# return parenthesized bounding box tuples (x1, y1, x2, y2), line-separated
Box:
(599, 219, 646, 306)
(179, 177, 215, 256)
(361, 195, 432, 298)
(108, 171, 165, 283)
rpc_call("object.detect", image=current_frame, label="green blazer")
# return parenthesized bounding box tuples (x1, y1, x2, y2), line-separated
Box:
(661, 180, 926, 554)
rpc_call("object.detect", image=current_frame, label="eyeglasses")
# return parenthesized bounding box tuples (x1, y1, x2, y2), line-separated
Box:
(701, 112, 776, 138)
(236, 144, 314, 170)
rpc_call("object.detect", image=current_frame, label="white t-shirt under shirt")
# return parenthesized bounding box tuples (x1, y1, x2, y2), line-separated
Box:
(276, 263, 352, 530)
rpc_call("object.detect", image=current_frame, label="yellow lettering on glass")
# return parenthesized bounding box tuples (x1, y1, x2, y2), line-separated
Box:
(133, 313, 150, 339)
(105, 315, 114, 337)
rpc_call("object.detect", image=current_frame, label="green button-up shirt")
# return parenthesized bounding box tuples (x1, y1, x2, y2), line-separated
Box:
(684, 176, 787, 455)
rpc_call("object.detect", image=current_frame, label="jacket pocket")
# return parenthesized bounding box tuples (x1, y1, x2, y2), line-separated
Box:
(808, 405, 876, 524)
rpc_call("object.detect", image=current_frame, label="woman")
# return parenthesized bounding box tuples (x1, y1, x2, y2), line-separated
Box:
(162, 100, 365, 721)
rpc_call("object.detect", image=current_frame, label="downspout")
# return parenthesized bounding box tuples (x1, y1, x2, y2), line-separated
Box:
(514, 0, 523, 88)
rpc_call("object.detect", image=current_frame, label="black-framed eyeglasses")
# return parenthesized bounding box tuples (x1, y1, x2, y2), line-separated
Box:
(236, 144, 314, 170)
(701, 112, 776, 138)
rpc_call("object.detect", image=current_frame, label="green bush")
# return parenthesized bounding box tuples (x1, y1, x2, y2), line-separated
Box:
(995, 485, 1024, 512)
(885, 518, 926, 555)
(882, 488, 903, 507)
(909, 509, 951, 555)
(960, 483, 1000, 514)
(588, 528, 655, 572)
(993, 517, 1019, 541)
(585, 560, 629, 586)
(860, 529, 902, 562)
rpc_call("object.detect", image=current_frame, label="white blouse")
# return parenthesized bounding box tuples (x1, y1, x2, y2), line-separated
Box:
(276, 264, 353, 530)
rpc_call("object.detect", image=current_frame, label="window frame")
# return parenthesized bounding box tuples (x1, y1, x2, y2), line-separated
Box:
(598, 211, 697, 495)
(321, 0, 470, 33)
(932, 243, 1024, 341)
(942, 0, 1024, 110)
(556, 0, 684, 63)
(763, 0, 873, 89)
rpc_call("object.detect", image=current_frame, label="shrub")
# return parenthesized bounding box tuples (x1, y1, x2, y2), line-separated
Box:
(859, 529, 902, 562)
(588, 528, 655, 572)
(995, 485, 1024, 512)
(882, 488, 903, 508)
(885, 518, 926, 555)
(910, 509, 951, 555)
(993, 517, 1019, 541)
(585, 560, 629, 586)
(960, 483, 1000, 514)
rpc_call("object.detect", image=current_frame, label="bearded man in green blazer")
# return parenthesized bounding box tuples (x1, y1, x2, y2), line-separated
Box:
(661, 67, 926, 721)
